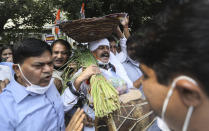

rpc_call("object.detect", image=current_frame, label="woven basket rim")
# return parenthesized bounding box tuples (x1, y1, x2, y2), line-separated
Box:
(58, 13, 127, 43)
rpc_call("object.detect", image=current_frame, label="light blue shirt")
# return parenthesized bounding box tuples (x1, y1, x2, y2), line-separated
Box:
(0, 62, 15, 75)
(0, 78, 65, 131)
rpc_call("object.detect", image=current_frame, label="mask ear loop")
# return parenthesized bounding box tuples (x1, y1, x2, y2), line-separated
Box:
(182, 106, 194, 131)
(161, 76, 197, 122)
(17, 64, 32, 86)
(161, 76, 181, 120)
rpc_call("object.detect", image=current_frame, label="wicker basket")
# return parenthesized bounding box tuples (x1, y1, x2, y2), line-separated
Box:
(59, 13, 127, 43)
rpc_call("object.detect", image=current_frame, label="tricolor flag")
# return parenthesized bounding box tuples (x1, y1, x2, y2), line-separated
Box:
(55, 9, 61, 35)
(45, 34, 55, 45)
(80, 3, 85, 19)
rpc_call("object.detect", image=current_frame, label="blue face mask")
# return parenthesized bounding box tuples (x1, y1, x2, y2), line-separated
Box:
(17, 64, 54, 94)
(161, 76, 196, 131)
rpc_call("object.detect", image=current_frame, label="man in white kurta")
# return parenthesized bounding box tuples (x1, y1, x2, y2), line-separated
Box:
(62, 38, 134, 131)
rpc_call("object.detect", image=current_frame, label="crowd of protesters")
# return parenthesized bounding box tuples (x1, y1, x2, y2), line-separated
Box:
(1, 0, 209, 131)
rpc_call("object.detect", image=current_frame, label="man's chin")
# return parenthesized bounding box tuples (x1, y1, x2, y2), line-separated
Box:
(40, 77, 52, 87)
(39, 81, 50, 87)
(100, 57, 109, 63)
(54, 63, 64, 68)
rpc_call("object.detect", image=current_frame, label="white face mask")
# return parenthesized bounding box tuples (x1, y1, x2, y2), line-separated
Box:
(97, 59, 110, 65)
(17, 64, 53, 94)
(161, 76, 197, 131)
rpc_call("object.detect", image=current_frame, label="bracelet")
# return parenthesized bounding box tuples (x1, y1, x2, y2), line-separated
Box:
(67, 81, 80, 96)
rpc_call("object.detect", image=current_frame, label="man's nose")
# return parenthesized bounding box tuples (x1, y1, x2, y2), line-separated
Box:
(43, 64, 53, 73)
(113, 49, 117, 55)
(104, 47, 109, 51)
(57, 53, 62, 58)
(6, 54, 11, 57)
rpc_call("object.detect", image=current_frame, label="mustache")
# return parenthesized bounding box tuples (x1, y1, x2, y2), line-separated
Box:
(54, 58, 64, 62)
(43, 73, 52, 77)
(100, 52, 110, 58)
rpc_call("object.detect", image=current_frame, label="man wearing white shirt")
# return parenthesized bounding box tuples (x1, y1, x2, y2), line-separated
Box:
(121, 36, 143, 89)
(111, 18, 143, 90)
(51, 39, 72, 93)
(62, 38, 134, 131)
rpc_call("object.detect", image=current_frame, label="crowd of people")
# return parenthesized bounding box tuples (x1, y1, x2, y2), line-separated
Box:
(0, 0, 209, 131)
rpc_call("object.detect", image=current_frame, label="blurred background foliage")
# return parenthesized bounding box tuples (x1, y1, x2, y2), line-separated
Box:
(0, 0, 165, 43)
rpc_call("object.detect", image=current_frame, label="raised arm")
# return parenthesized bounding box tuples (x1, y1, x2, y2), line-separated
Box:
(121, 16, 131, 39)
(61, 65, 100, 112)
(73, 65, 100, 90)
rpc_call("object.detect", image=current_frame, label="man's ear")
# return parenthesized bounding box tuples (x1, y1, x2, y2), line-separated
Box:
(176, 79, 202, 107)
(12, 64, 21, 77)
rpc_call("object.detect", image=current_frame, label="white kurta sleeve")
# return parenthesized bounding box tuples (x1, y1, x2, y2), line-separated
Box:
(61, 68, 83, 112)
(110, 52, 134, 89)
(61, 87, 78, 112)
(119, 37, 128, 56)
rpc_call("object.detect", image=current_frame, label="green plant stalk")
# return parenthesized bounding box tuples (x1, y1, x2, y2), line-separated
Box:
(62, 48, 120, 117)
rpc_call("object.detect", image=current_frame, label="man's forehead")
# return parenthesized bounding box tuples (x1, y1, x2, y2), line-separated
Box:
(52, 43, 67, 51)
(32, 57, 52, 62)
(110, 41, 117, 45)
(24, 52, 52, 64)
(2, 48, 12, 52)
(98, 45, 109, 48)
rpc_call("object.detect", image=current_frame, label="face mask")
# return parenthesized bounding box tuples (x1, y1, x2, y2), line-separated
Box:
(17, 64, 53, 94)
(161, 76, 197, 131)
(97, 59, 110, 65)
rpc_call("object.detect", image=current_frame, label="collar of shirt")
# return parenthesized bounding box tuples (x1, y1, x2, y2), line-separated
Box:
(98, 63, 110, 69)
(6, 79, 30, 104)
(52, 69, 63, 81)
(98, 62, 116, 72)
(116, 51, 127, 63)
(126, 56, 139, 67)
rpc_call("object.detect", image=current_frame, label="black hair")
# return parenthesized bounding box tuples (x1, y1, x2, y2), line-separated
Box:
(107, 35, 118, 43)
(0, 45, 13, 62)
(126, 36, 135, 47)
(13, 38, 52, 64)
(133, 0, 209, 95)
(51, 39, 72, 56)
(0, 45, 13, 55)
